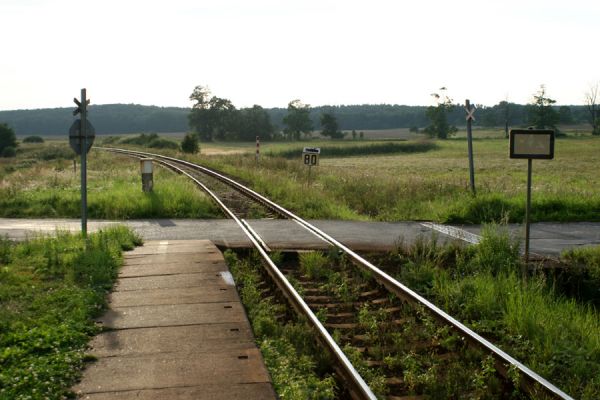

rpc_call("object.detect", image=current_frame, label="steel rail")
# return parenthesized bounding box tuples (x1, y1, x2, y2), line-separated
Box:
(98, 147, 376, 400)
(99, 147, 574, 400)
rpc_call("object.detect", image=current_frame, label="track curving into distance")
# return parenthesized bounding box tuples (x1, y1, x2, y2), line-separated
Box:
(99, 147, 573, 400)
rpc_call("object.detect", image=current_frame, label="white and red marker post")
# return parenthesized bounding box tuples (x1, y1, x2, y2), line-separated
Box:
(255, 136, 260, 165)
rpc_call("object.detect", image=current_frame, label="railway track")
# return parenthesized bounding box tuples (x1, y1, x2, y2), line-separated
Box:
(99, 147, 573, 400)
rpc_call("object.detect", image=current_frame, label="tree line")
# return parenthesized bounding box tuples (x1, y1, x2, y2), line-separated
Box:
(1, 85, 598, 139)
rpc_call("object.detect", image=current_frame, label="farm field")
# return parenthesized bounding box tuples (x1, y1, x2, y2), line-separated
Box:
(184, 132, 600, 224)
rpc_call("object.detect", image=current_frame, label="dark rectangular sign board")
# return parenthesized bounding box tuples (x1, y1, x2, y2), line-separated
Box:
(509, 129, 555, 159)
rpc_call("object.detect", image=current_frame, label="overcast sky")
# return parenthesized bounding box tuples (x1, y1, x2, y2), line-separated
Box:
(1, 0, 599, 111)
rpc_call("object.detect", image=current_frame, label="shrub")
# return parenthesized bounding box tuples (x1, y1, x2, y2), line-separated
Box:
(181, 132, 199, 153)
(22, 135, 44, 143)
(1, 146, 17, 158)
(0, 122, 17, 154)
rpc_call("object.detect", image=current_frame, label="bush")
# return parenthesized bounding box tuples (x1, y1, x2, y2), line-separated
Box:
(181, 132, 199, 153)
(119, 133, 179, 150)
(22, 135, 44, 143)
(0, 123, 17, 154)
(1, 146, 16, 157)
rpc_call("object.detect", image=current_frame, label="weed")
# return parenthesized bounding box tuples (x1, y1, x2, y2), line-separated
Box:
(0, 226, 140, 399)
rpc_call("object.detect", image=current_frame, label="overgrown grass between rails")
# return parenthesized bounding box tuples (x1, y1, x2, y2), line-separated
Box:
(224, 250, 337, 399)
(385, 225, 600, 399)
(0, 226, 142, 399)
(269, 140, 437, 159)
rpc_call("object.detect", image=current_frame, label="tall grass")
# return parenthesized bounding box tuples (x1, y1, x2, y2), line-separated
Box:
(0, 226, 142, 399)
(187, 137, 600, 223)
(389, 226, 600, 398)
(0, 150, 221, 219)
(270, 140, 437, 159)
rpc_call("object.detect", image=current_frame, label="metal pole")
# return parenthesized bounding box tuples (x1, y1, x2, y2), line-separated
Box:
(466, 99, 476, 195)
(80, 88, 88, 238)
(524, 158, 532, 266)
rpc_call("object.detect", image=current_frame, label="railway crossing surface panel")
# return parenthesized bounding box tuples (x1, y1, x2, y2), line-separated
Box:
(72, 239, 276, 400)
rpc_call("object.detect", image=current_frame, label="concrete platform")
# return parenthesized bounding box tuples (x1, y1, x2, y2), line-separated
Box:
(73, 240, 276, 400)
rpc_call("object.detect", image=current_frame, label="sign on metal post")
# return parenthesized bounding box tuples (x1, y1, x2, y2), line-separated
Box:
(302, 147, 320, 166)
(509, 129, 555, 265)
(465, 99, 476, 195)
(71, 88, 94, 237)
(302, 147, 320, 185)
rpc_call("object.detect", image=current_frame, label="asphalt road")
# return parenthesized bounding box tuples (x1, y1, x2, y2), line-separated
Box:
(0, 218, 598, 257)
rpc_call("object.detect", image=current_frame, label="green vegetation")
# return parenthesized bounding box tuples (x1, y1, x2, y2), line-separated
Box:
(1, 101, 596, 137)
(224, 250, 337, 399)
(0, 146, 221, 219)
(0, 123, 18, 157)
(0, 226, 142, 399)
(180, 132, 199, 154)
(119, 133, 179, 150)
(188, 86, 274, 141)
(190, 135, 600, 223)
(22, 136, 44, 144)
(381, 225, 600, 398)
(271, 140, 437, 159)
(424, 88, 458, 139)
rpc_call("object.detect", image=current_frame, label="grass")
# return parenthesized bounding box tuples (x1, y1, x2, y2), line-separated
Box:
(180, 134, 600, 223)
(0, 226, 142, 399)
(382, 225, 600, 399)
(0, 145, 221, 219)
(268, 140, 437, 159)
(224, 250, 337, 399)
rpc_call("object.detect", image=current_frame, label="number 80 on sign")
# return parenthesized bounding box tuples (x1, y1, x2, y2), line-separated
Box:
(302, 147, 320, 166)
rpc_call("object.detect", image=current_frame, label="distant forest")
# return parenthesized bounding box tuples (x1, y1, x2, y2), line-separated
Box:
(0, 102, 591, 137)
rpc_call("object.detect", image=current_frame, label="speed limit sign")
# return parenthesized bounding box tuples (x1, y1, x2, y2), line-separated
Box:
(302, 147, 320, 166)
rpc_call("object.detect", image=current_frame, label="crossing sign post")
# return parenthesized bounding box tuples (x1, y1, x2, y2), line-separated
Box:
(509, 129, 555, 265)
(302, 147, 320, 185)
(70, 88, 94, 237)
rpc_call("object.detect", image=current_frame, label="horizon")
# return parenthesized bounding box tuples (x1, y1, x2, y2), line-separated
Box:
(2, 0, 599, 111)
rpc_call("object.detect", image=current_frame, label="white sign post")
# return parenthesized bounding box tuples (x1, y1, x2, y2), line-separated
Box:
(509, 129, 555, 265)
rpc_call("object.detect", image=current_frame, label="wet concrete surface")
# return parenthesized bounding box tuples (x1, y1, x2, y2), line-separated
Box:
(1, 218, 599, 257)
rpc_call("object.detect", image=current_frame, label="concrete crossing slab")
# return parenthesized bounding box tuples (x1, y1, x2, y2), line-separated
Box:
(73, 240, 276, 400)
(79, 383, 277, 400)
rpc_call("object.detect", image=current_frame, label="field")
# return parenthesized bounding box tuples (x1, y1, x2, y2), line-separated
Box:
(0, 142, 221, 219)
(178, 130, 600, 224)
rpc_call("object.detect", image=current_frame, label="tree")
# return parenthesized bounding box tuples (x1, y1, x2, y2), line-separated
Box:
(181, 132, 199, 153)
(320, 113, 345, 139)
(0, 123, 17, 156)
(283, 100, 313, 140)
(424, 87, 457, 139)
(188, 86, 237, 141)
(528, 85, 559, 130)
(558, 106, 574, 125)
(585, 83, 599, 135)
(237, 105, 274, 141)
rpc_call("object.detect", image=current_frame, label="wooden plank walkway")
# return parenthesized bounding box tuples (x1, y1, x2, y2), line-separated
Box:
(73, 240, 276, 400)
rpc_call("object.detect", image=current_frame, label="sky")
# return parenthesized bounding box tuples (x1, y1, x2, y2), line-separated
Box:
(1, 0, 599, 111)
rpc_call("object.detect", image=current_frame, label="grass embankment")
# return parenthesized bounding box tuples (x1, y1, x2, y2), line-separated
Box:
(224, 250, 337, 400)
(384, 226, 600, 398)
(0, 145, 221, 219)
(188, 135, 600, 223)
(0, 226, 142, 399)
